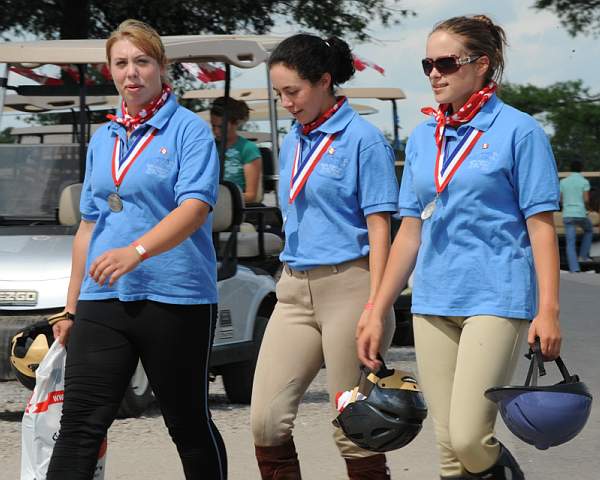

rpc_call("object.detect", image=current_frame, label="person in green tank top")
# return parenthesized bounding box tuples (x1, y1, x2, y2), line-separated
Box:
(210, 97, 263, 204)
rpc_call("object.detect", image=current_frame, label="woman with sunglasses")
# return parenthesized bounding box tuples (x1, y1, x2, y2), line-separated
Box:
(357, 15, 561, 479)
(250, 34, 398, 479)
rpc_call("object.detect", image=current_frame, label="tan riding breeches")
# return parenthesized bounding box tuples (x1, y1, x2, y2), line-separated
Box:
(412, 314, 528, 477)
(250, 257, 395, 459)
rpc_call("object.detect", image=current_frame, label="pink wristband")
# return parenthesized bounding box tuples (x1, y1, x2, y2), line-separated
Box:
(364, 302, 375, 311)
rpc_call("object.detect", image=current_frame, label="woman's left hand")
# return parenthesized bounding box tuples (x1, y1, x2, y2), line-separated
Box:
(527, 309, 561, 360)
(89, 246, 141, 287)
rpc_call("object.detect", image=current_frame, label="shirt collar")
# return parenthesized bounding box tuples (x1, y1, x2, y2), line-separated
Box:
(426, 93, 504, 137)
(294, 99, 356, 137)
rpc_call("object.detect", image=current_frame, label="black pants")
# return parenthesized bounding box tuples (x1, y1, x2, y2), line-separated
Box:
(47, 299, 227, 480)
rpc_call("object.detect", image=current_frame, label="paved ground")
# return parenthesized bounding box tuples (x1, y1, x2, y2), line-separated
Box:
(1, 271, 599, 479)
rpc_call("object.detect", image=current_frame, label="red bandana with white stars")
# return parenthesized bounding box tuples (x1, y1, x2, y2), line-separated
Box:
(107, 84, 172, 131)
(420, 81, 497, 149)
(301, 96, 347, 135)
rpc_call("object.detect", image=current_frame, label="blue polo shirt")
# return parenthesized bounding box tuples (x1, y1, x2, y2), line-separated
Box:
(79, 94, 219, 304)
(279, 101, 398, 270)
(560, 173, 590, 218)
(399, 94, 559, 320)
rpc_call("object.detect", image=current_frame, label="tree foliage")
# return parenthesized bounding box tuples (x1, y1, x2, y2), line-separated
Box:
(1, 0, 413, 41)
(534, 0, 600, 37)
(499, 81, 600, 170)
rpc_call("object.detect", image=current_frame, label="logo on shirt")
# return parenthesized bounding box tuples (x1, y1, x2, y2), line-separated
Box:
(328, 147, 335, 155)
(482, 143, 489, 149)
(160, 147, 168, 155)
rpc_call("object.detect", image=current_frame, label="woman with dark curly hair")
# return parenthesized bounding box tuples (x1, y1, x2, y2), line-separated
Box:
(250, 34, 398, 479)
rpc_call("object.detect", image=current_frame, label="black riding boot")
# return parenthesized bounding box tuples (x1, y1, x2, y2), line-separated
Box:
(465, 444, 525, 479)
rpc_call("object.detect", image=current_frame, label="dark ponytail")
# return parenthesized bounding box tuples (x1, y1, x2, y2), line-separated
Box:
(268, 33, 355, 89)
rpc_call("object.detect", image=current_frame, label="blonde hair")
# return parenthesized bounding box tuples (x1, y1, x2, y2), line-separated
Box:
(106, 19, 167, 70)
(431, 15, 507, 84)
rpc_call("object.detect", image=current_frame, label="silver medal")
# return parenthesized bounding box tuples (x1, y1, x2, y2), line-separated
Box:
(421, 200, 436, 220)
(107, 192, 123, 212)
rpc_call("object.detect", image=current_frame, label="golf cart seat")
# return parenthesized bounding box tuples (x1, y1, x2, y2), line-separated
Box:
(58, 183, 82, 226)
(216, 181, 283, 260)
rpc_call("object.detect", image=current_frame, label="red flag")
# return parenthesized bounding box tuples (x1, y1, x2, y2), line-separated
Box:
(352, 54, 385, 75)
(9, 66, 63, 85)
(182, 62, 226, 83)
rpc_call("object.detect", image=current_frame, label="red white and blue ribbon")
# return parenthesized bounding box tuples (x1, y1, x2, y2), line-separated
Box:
(421, 81, 496, 194)
(434, 127, 483, 193)
(289, 132, 337, 203)
(111, 126, 158, 188)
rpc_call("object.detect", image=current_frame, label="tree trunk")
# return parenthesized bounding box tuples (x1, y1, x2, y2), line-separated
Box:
(59, 0, 90, 39)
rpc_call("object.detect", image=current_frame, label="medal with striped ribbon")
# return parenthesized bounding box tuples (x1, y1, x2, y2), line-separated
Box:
(288, 132, 337, 203)
(109, 126, 158, 212)
(421, 126, 483, 220)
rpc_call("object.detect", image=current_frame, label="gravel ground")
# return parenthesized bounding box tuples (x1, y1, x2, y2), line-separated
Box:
(0, 347, 418, 480)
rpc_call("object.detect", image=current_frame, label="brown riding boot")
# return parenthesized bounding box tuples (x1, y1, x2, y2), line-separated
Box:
(345, 454, 391, 480)
(255, 437, 302, 479)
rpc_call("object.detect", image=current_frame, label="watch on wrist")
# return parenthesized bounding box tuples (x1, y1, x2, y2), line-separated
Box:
(48, 311, 75, 325)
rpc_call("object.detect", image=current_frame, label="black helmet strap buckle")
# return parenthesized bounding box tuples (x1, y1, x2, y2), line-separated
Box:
(524, 337, 579, 387)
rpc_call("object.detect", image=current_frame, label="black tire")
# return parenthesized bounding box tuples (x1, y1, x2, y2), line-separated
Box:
(222, 315, 268, 404)
(116, 360, 154, 418)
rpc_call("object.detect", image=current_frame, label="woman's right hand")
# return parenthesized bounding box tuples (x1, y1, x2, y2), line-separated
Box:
(52, 319, 74, 346)
(356, 313, 384, 371)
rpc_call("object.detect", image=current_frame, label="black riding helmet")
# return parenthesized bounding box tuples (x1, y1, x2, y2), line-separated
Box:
(334, 358, 428, 452)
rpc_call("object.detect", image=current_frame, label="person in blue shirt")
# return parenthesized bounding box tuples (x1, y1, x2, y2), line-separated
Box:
(47, 20, 227, 480)
(560, 160, 593, 272)
(250, 34, 398, 480)
(357, 15, 561, 480)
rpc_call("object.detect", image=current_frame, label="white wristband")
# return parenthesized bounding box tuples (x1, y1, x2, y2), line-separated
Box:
(131, 242, 148, 261)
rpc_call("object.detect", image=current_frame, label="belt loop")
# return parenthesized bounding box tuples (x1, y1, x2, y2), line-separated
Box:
(331, 264, 339, 273)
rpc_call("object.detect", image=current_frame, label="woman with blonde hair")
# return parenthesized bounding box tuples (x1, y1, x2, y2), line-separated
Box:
(358, 15, 561, 479)
(47, 19, 226, 479)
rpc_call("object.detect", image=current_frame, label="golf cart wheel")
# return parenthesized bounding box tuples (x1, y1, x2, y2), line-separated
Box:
(117, 360, 154, 418)
(222, 315, 268, 404)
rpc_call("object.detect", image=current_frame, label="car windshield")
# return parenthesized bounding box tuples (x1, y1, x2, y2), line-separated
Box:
(0, 144, 80, 221)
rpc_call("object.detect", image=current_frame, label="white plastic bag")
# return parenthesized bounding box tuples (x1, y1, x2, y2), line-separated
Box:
(21, 341, 107, 480)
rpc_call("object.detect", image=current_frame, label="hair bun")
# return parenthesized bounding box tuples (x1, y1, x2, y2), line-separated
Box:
(325, 36, 355, 85)
(473, 14, 494, 26)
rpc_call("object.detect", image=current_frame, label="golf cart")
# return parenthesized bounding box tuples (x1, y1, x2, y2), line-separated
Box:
(0, 35, 286, 415)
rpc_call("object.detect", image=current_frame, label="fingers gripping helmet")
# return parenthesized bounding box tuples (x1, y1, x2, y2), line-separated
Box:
(334, 359, 428, 452)
(10, 320, 55, 390)
(485, 339, 592, 450)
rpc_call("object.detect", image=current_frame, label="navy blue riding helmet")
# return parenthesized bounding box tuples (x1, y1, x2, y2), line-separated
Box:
(485, 338, 592, 450)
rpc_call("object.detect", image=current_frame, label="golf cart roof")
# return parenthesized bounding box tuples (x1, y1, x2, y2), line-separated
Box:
(3, 94, 118, 112)
(183, 87, 406, 101)
(199, 102, 378, 122)
(9, 123, 272, 144)
(0, 35, 284, 68)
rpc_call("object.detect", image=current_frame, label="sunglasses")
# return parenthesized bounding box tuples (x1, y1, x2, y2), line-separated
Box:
(421, 55, 481, 76)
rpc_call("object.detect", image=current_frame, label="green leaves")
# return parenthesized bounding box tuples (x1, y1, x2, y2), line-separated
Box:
(534, 0, 600, 37)
(500, 81, 600, 170)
